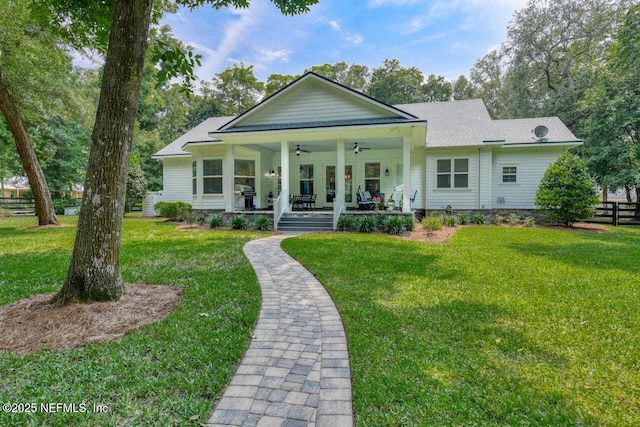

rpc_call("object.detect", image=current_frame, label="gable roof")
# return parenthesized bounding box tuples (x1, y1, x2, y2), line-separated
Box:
(218, 72, 418, 132)
(152, 116, 234, 158)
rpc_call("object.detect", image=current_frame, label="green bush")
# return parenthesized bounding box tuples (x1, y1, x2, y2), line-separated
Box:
(491, 215, 505, 225)
(336, 216, 354, 231)
(458, 213, 469, 225)
(53, 198, 80, 215)
(356, 215, 376, 233)
(534, 151, 599, 226)
(209, 214, 223, 229)
(506, 213, 521, 225)
(402, 215, 416, 231)
(230, 215, 248, 230)
(441, 215, 456, 227)
(373, 215, 388, 231)
(472, 214, 485, 224)
(421, 215, 443, 233)
(252, 215, 271, 231)
(385, 215, 404, 235)
(523, 216, 537, 227)
(154, 201, 192, 221)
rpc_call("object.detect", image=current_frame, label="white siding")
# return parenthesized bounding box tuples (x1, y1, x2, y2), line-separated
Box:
(426, 148, 480, 209)
(240, 82, 396, 127)
(161, 158, 193, 204)
(410, 150, 425, 209)
(491, 146, 567, 208)
(478, 147, 493, 210)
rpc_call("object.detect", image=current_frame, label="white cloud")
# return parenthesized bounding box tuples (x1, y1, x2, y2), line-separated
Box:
(258, 48, 293, 63)
(329, 20, 341, 31)
(345, 33, 364, 46)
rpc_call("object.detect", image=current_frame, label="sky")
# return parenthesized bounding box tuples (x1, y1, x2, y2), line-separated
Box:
(161, 0, 530, 84)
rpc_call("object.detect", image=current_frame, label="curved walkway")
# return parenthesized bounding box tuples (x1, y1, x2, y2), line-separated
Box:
(207, 234, 353, 427)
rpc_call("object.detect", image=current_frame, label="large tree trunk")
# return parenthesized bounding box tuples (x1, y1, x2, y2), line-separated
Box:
(0, 72, 59, 226)
(52, 0, 153, 304)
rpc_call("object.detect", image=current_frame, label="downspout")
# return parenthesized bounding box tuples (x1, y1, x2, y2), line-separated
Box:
(477, 148, 481, 209)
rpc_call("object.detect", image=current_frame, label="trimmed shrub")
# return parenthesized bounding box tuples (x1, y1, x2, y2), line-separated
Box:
(385, 215, 404, 235)
(535, 151, 599, 226)
(402, 215, 416, 231)
(356, 215, 376, 233)
(491, 215, 505, 225)
(253, 215, 271, 231)
(209, 214, 223, 229)
(458, 213, 469, 225)
(154, 201, 192, 221)
(441, 215, 456, 227)
(421, 215, 443, 233)
(230, 215, 248, 230)
(472, 214, 485, 225)
(336, 216, 355, 231)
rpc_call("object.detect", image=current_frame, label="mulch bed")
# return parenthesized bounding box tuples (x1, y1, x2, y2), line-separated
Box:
(0, 283, 182, 356)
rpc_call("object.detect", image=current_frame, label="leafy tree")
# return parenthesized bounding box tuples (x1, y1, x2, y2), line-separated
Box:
(306, 61, 369, 92)
(212, 63, 264, 115)
(534, 151, 599, 226)
(264, 73, 299, 98)
(45, 0, 318, 304)
(126, 153, 148, 212)
(502, 0, 621, 125)
(452, 75, 474, 100)
(0, 0, 68, 225)
(578, 4, 640, 201)
(421, 74, 452, 102)
(469, 50, 505, 118)
(368, 58, 424, 105)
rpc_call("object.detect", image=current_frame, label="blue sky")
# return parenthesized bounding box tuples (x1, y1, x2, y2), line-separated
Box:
(162, 0, 529, 83)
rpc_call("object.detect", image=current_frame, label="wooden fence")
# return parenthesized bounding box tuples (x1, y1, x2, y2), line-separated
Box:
(0, 197, 36, 216)
(587, 201, 640, 226)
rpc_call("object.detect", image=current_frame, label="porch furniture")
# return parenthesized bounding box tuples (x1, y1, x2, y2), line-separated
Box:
(356, 187, 375, 210)
(292, 194, 316, 210)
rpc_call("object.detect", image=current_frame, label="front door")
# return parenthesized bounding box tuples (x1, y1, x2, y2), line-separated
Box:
(325, 164, 353, 207)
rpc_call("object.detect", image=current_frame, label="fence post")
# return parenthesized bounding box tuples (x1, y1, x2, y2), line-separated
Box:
(612, 202, 618, 226)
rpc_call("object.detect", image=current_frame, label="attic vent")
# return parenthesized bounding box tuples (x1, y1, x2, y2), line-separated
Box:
(496, 197, 505, 205)
(533, 125, 549, 142)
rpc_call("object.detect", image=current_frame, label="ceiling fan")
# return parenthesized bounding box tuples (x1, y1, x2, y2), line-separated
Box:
(353, 142, 371, 154)
(295, 144, 311, 156)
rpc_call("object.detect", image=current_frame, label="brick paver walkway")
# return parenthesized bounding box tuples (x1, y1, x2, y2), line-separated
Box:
(206, 235, 353, 427)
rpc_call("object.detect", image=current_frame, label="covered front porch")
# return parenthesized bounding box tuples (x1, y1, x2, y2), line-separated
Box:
(184, 121, 425, 219)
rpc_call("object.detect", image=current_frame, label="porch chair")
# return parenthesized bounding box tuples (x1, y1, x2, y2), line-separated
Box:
(356, 187, 375, 210)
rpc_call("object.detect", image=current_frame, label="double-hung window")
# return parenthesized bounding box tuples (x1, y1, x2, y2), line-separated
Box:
(203, 159, 223, 194)
(502, 166, 517, 183)
(436, 158, 469, 189)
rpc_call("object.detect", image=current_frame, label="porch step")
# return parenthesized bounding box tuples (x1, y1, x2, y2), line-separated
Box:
(277, 213, 333, 232)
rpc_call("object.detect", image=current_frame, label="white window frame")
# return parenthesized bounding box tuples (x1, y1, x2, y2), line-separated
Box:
(502, 165, 518, 184)
(203, 158, 223, 195)
(436, 158, 469, 189)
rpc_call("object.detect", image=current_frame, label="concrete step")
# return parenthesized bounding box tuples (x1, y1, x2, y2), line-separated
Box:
(277, 213, 333, 231)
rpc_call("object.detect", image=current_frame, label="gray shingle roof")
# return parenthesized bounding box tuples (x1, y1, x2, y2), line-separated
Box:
(153, 99, 580, 157)
(152, 116, 234, 157)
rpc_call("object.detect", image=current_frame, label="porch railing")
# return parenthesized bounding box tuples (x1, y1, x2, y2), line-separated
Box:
(333, 188, 345, 230)
(273, 193, 286, 231)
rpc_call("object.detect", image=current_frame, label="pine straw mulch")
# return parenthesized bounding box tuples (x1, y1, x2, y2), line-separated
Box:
(0, 283, 182, 356)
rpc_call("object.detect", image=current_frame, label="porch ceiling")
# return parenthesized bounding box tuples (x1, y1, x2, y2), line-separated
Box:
(242, 136, 407, 155)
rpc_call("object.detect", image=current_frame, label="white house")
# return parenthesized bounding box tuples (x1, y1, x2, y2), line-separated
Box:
(152, 72, 581, 226)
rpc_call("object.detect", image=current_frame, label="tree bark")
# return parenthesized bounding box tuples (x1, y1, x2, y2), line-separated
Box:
(53, 0, 153, 304)
(0, 72, 59, 226)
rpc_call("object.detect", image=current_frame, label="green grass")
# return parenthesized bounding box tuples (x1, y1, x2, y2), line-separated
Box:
(0, 216, 267, 426)
(282, 226, 640, 426)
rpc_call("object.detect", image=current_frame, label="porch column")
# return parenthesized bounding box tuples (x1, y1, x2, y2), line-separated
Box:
(336, 139, 345, 208)
(280, 141, 290, 213)
(224, 143, 235, 212)
(402, 136, 411, 212)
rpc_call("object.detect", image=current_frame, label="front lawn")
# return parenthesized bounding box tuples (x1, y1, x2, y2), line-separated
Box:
(282, 226, 640, 426)
(0, 216, 266, 426)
